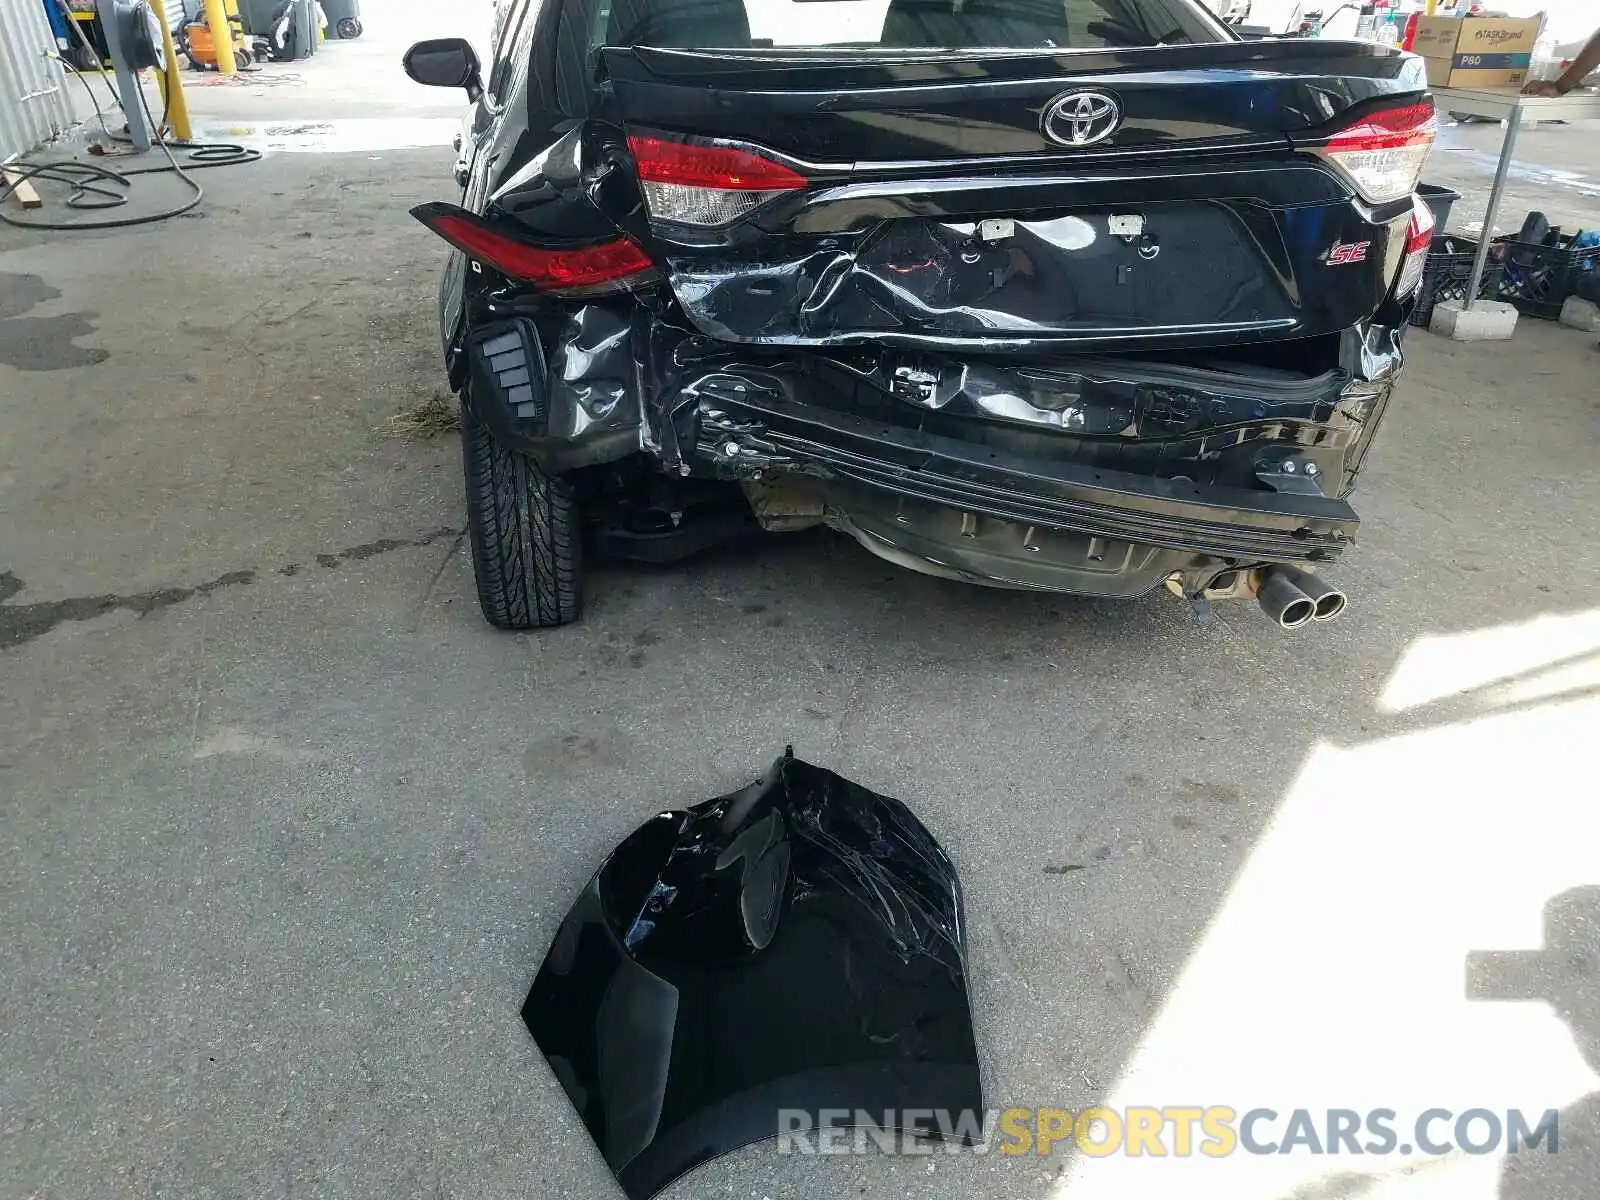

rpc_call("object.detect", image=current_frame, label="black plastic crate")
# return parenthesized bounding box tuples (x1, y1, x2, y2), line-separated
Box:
(1493, 233, 1600, 320)
(1410, 237, 1504, 329)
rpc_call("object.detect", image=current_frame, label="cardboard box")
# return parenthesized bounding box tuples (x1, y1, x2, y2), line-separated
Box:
(1412, 16, 1541, 89)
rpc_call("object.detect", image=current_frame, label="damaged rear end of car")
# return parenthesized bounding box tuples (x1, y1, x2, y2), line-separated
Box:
(410, 0, 1437, 629)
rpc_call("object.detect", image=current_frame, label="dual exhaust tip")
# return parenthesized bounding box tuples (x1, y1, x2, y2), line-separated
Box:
(1256, 566, 1348, 630)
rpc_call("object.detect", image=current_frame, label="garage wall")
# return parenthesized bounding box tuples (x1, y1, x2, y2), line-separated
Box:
(0, 0, 74, 162)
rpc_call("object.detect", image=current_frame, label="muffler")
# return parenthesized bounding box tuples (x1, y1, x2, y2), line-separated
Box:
(1254, 566, 1348, 629)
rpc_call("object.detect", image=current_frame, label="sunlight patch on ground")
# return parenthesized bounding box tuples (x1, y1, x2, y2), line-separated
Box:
(1053, 610, 1600, 1200)
(190, 118, 460, 153)
(1379, 608, 1600, 714)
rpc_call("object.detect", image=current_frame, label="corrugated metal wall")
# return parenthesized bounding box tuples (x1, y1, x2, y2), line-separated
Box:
(0, 0, 74, 162)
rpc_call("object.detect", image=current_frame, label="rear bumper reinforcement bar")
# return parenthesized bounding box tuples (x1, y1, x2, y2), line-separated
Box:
(695, 383, 1358, 563)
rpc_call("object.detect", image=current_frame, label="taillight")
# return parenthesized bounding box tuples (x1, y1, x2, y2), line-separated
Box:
(411, 203, 656, 296)
(1395, 193, 1436, 298)
(1311, 102, 1437, 206)
(627, 135, 806, 227)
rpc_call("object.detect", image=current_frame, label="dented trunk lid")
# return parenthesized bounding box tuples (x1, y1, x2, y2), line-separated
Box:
(601, 41, 1430, 352)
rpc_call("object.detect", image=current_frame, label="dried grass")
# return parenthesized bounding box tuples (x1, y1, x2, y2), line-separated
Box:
(377, 390, 459, 440)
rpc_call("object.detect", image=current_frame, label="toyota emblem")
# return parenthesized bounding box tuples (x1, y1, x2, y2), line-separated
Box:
(1042, 90, 1123, 148)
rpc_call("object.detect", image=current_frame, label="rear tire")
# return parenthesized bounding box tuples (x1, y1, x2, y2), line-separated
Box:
(336, 17, 362, 38)
(460, 398, 583, 630)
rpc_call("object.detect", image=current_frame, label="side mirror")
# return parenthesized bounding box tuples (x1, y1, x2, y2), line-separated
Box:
(403, 38, 485, 103)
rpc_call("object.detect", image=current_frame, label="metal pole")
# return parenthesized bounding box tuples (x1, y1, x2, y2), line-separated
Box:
(1463, 105, 1521, 312)
(95, 0, 150, 152)
(201, 0, 238, 74)
(148, 0, 192, 140)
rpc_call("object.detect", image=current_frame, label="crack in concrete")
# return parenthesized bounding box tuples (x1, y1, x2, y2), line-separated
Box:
(0, 527, 463, 651)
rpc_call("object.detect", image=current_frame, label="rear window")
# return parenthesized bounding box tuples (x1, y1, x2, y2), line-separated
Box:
(597, 0, 1229, 50)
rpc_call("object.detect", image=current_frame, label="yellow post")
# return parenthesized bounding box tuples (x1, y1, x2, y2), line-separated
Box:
(201, 0, 237, 75)
(222, 0, 248, 52)
(149, 0, 192, 141)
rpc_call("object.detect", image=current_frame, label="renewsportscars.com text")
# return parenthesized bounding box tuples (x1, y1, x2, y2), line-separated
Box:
(776, 1107, 1560, 1158)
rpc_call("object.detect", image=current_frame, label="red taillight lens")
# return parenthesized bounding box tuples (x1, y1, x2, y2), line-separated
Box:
(413, 205, 655, 295)
(629, 136, 808, 191)
(1405, 196, 1437, 256)
(1396, 193, 1437, 298)
(627, 134, 807, 227)
(1312, 102, 1437, 206)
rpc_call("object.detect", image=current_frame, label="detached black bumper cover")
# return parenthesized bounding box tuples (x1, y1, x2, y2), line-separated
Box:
(695, 379, 1359, 562)
(523, 753, 981, 1200)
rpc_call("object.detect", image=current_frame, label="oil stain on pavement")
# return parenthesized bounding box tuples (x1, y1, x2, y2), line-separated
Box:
(0, 569, 256, 650)
(0, 273, 109, 371)
(0, 527, 462, 650)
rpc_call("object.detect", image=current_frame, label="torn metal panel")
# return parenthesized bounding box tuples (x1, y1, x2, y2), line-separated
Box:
(497, 305, 1395, 592)
(661, 207, 1313, 350)
(524, 752, 982, 1200)
(546, 304, 639, 443)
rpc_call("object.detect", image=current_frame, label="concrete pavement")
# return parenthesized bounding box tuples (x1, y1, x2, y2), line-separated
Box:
(3, 14, 1600, 1200)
